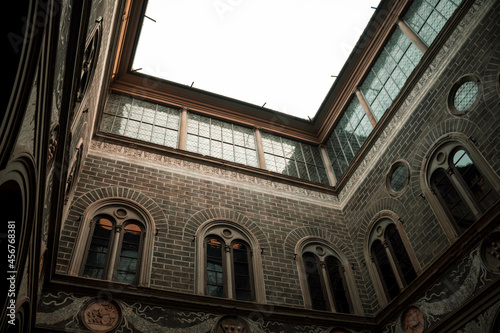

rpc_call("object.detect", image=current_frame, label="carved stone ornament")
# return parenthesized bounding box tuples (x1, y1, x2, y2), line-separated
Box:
(215, 316, 248, 333)
(81, 299, 121, 332)
(403, 306, 424, 333)
(480, 230, 500, 273)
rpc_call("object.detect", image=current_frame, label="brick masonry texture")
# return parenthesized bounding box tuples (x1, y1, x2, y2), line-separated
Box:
(57, 0, 500, 317)
(57, 151, 348, 309)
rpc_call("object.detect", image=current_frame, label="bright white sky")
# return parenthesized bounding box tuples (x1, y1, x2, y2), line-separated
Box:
(133, 0, 381, 119)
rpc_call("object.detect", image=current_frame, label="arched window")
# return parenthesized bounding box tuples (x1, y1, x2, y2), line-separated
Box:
(204, 236, 254, 301)
(424, 137, 500, 238)
(366, 217, 419, 305)
(82, 213, 144, 284)
(195, 222, 265, 302)
(69, 200, 154, 286)
(297, 240, 361, 314)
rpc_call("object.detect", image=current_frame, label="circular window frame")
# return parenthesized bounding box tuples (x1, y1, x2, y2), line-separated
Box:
(447, 74, 482, 116)
(386, 160, 410, 197)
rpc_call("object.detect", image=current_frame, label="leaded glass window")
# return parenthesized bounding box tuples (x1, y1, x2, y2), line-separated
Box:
(371, 239, 401, 301)
(83, 217, 113, 279)
(232, 241, 253, 301)
(429, 145, 500, 235)
(325, 256, 352, 314)
(187, 113, 258, 168)
(204, 234, 255, 301)
(385, 224, 417, 286)
(389, 164, 409, 193)
(303, 252, 328, 311)
(116, 223, 142, 284)
(451, 149, 500, 211)
(100, 93, 181, 148)
(404, 0, 462, 47)
(432, 168, 475, 232)
(261, 132, 329, 185)
(300, 244, 355, 313)
(82, 215, 145, 285)
(206, 236, 224, 298)
(453, 81, 478, 111)
(360, 27, 423, 121)
(324, 97, 373, 180)
(368, 219, 419, 304)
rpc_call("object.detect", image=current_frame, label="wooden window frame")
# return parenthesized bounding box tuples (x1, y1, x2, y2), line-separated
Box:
(80, 213, 145, 284)
(113, 220, 145, 284)
(195, 221, 265, 303)
(296, 237, 363, 314)
(364, 211, 421, 307)
(421, 134, 500, 240)
(68, 199, 155, 287)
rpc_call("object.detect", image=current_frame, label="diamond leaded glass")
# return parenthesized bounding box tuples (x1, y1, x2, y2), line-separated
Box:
(453, 81, 478, 111)
(100, 93, 181, 148)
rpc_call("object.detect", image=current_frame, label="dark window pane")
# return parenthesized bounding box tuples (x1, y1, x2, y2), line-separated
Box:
(303, 252, 327, 311)
(390, 165, 408, 192)
(206, 237, 224, 297)
(432, 169, 475, 233)
(385, 225, 417, 286)
(453, 149, 500, 212)
(116, 223, 141, 284)
(83, 218, 113, 279)
(371, 240, 400, 301)
(325, 256, 351, 314)
(232, 242, 253, 301)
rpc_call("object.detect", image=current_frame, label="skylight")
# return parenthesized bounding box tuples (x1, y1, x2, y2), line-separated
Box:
(133, 0, 381, 119)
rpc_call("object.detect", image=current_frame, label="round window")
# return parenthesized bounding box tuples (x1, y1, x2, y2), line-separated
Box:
(447, 75, 481, 115)
(453, 81, 478, 111)
(387, 161, 410, 196)
(390, 165, 408, 192)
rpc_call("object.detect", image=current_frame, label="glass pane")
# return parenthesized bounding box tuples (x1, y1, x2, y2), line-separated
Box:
(454, 81, 478, 111)
(431, 169, 475, 233)
(83, 218, 113, 279)
(325, 256, 351, 314)
(232, 242, 253, 301)
(385, 224, 417, 286)
(206, 237, 224, 297)
(453, 149, 500, 212)
(115, 223, 141, 284)
(372, 240, 400, 301)
(303, 252, 327, 311)
(390, 165, 408, 192)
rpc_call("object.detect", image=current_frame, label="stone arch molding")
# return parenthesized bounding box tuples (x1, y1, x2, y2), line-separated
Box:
(185, 207, 269, 302)
(183, 207, 270, 255)
(362, 209, 421, 306)
(352, 197, 410, 260)
(66, 187, 167, 286)
(408, 120, 484, 198)
(68, 186, 167, 232)
(283, 226, 354, 261)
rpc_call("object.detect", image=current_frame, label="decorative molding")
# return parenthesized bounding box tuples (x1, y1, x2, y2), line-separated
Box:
(90, 139, 341, 209)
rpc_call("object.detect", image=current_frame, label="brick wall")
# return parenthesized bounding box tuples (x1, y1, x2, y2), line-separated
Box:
(57, 0, 500, 318)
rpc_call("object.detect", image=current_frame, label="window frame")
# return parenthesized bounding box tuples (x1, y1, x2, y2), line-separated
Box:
(68, 199, 155, 287)
(195, 220, 265, 302)
(113, 220, 145, 284)
(296, 237, 363, 314)
(365, 212, 421, 306)
(421, 134, 500, 240)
